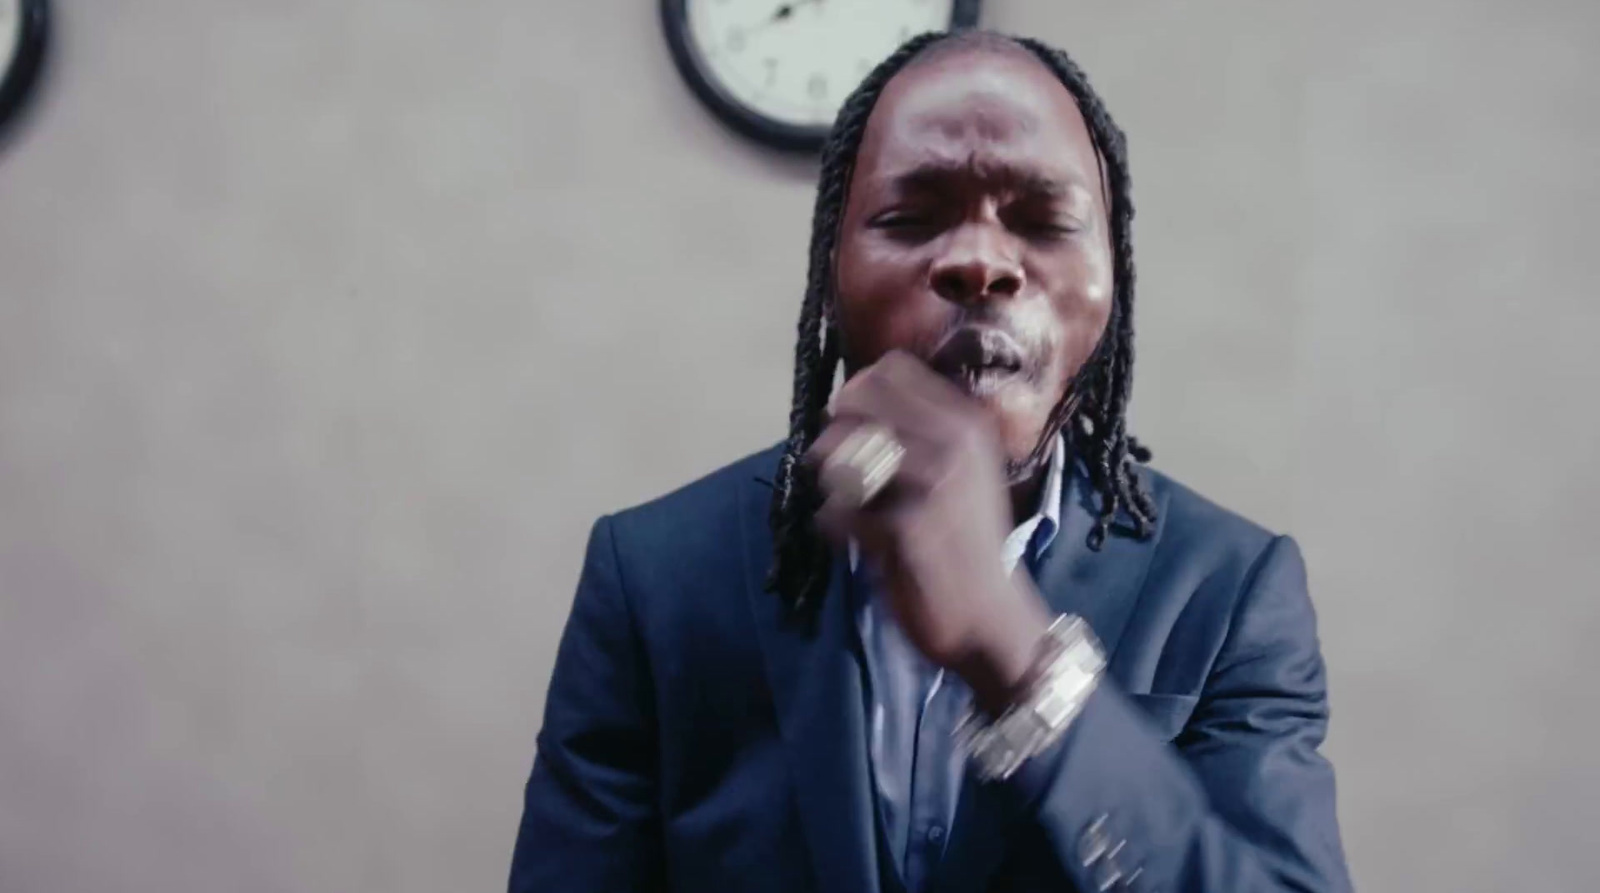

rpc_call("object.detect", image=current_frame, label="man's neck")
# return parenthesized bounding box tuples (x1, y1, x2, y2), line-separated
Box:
(1006, 441, 1058, 526)
(1007, 471, 1046, 527)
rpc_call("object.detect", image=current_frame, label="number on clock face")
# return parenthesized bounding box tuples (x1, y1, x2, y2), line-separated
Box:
(687, 0, 956, 130)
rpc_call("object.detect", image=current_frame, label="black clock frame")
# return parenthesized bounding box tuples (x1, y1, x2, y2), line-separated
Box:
(0, 0, 48, 142)
(660, 0, 982, 153)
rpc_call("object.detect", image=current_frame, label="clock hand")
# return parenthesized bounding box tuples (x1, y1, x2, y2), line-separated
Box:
(767, 0, 823, 23)
(735, 0, 824, 46)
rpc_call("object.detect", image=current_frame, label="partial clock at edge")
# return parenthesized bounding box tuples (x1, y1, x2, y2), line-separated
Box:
(0, 0, 48, 141)
(661, 0, 982, 153)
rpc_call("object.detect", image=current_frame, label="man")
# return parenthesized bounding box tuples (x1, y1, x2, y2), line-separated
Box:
(510, 30, 1351, 893)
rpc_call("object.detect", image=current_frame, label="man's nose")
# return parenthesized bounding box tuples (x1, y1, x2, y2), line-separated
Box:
(929, 223, 1025, 305)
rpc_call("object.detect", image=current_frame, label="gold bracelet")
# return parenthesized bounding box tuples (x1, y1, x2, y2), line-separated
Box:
(953, 615, 1105, 782)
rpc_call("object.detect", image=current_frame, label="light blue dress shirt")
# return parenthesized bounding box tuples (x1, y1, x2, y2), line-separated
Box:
(849, 436, 1066, 892)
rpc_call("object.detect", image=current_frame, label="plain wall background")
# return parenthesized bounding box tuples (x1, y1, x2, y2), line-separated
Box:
(2, 1, 1596, 890)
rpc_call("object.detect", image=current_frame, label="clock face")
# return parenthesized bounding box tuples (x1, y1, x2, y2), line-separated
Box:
(687, 0, 955, 129)
(676, 0, 971, 146)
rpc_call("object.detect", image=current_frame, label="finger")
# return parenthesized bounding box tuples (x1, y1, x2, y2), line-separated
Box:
(833, 353, 977, 447)
(812, 492, 855, 544)
(832, 371, 942, 448)
(803, 414, 870, 471)
(806, 413, 947, 504)
(814, 490, 900, 561)
(875, 349, 976, 410)
(865, 351, 1007, 465)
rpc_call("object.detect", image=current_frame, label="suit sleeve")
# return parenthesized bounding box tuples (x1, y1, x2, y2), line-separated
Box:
(1009, 535, 1352, 892)
(509, 516, 665, 892)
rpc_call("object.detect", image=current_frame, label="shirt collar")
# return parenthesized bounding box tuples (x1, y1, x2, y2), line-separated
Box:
(1001, 432, 1066, 571)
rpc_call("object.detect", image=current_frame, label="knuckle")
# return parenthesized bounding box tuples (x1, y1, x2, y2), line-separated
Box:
(949, 417, 986, 455)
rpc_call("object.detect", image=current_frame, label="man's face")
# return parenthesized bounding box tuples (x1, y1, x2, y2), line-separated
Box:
(834, 47, 1115, 472)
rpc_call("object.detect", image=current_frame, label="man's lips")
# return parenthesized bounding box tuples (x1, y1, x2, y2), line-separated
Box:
(929, 326, 1028, 388)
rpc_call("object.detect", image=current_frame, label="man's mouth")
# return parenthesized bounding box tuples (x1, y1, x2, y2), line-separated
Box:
(929, 326, 1029, 395)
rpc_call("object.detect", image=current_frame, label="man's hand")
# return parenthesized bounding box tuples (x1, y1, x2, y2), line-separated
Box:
(805, 351, 1054, 716)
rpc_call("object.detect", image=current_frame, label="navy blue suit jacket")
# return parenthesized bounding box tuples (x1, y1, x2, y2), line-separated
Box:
(510, 446, 1351, 892)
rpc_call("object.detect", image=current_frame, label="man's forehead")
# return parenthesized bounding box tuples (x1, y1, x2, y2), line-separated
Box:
(858, 49, 1097, 183)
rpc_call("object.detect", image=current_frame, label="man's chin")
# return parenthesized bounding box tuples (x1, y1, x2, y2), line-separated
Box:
(953, 367, 1028, 400)
(959, 371, 1046, 419)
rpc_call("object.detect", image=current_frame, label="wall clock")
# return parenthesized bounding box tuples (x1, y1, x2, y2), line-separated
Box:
(0, 0, 48, 140)
(661, 0, 982, 152)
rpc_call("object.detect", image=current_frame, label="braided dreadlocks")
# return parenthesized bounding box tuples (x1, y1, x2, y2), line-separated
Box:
(766, 30, 1157, 616)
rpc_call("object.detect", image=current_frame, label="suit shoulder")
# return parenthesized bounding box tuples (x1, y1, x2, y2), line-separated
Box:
(1130, 468, 1311, 670)
(599, 443, 780, 564)
(1138, 465, 1281, 559)
(613, 443, 779, 522)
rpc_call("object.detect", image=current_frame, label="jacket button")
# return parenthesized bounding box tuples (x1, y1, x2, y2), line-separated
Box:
(1078, 814, 1111, 866)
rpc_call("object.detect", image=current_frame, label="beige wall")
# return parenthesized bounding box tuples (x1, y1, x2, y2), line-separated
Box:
(1, 1, 1596, 891)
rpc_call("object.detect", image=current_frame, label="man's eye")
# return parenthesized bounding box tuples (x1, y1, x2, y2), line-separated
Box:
(872, 212, 932, 229)
(1038, 222, 1082, 236)
(1016, 218, 1083, 240)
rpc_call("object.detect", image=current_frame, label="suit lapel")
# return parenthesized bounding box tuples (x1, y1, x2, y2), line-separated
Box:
(1033, 462, 1169, 660)
(742, 467, 880, 893)
(932, 463, 1169, 893)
